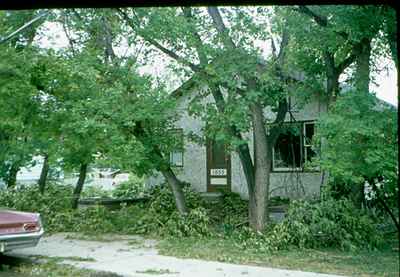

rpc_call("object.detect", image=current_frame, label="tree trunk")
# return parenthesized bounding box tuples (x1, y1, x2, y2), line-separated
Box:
(349, 38, 371, 208)
(6, 162, 19, 188)
(38, 154, 49, 194)
(161, 168, 188, 215)
(354, 38, 371, 93)
(248, 103, 270, 231)
(209, 87, 256, 191)
(324, 52, 340, 106)
(71, 163, 88, 210)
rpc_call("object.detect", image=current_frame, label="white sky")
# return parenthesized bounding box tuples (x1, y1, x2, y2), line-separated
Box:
(36, 21, 398, 106)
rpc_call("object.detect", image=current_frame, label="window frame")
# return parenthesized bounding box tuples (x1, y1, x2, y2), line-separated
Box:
(272, 122, 303, 172)
(271, 120, 319, 173)
(169, 128, 184, 168)
(303, 121, 315, 164)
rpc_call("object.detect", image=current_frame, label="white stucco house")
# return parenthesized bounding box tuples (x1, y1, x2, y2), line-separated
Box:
(146, 81, 329, 200)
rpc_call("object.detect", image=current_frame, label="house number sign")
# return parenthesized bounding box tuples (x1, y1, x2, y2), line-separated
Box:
(210, 168, 226, 176)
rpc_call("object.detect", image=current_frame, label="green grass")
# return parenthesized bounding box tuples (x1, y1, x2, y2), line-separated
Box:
(157, 235, 399, 277)
(28, 255, 96, 263)
(136, 268, 178, 275)
(1, 260, 94, 277)
(0, 255, 116, 277)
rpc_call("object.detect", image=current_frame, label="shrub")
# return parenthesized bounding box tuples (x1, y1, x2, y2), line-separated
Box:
(165, 207, 211, 237)
(81, 186, 112, 198)
(147, 183, 206, 225)
(0, 183, 73, 217)
(208, 191, 248, 234)
(267, 199, 383, 250)
(0, 181, 212, 236)
(112, 175, 147, 199)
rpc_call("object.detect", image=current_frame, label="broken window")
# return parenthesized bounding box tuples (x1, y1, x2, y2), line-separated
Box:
(273, 123, 302, 170)
(272, 121, 316, 171)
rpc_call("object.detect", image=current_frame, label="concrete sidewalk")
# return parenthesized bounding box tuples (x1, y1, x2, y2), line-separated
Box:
(10, 233, 344, 277)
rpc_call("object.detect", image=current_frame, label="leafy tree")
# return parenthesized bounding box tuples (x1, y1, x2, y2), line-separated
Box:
(115, 6, 302, 231)
(30, 50, 112, 208)
(0, 47, 42, 187)
(285, 5, 397, 207)
(316, 91, 398, 232)
(0, 10, 49, 188)
(57, 9, 190, 213)
(286, 5, 396, 104)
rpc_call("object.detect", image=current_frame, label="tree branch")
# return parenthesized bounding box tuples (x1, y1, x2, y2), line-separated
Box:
(60, 13, 76, 56)
(0, 11, 49, 44)
(293, 6, 348, 40)
(267, 98, 288, 145)
(206, 7, 236, 49)
(118, 8, 200, 72)
(181, 7, 208, 66)
(335, 44, 361, 74)
(294, 6, 327, 27)
(277, 26, 289, 67)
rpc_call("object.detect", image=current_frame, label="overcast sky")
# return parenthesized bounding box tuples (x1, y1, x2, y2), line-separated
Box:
(37, 21, 398, 106)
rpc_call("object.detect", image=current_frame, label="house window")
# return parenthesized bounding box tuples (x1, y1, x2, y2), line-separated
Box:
(303, 122, 316, 163)
(272, 121, 316, 171)
(169, 129, 184, 167)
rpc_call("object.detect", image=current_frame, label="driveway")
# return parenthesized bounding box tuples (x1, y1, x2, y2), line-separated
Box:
(9, 233, 344, 277)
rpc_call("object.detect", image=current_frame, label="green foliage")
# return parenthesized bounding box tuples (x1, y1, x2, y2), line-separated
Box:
(0, 182, 386, 251)
(81, 186, 112, 199)
(208, 191, 248, 234)
(267, 199, 383, 251)
(0, 182, 210, 237)
(226, 198, 383, 252)
(112, 175, 146, 198)
(316, 91, 398, 209)
(145, 183, 211, 237)
(0, 183, 72, 214)
(165, 207, 211, 237)
(147, 183, 206, 220)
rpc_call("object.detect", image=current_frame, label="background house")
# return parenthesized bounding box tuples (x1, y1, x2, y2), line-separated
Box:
(0, 158, 129, 191)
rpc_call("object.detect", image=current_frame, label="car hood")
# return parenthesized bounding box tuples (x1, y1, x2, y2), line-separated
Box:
(0, 210, 39, 225)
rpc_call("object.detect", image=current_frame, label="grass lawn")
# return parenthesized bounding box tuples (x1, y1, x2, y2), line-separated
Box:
(157, 235, 399, 277)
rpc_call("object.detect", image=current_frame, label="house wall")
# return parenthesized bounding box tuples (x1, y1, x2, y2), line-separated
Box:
(145, 91, 328, 200)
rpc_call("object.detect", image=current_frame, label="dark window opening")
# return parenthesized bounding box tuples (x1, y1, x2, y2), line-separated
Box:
(273, 125, 302, 170)
(272, 122, 316, 171)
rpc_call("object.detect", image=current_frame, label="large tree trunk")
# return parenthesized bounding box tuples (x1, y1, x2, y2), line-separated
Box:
(6, 162, 19, 188)
(349, 38, 371, 208)
(248, 103, 270, 231)
(71, 163, 88, 209)
(324, 52, 340, 106)
(354, 38, 371, 93)
(38, 154, 49, 194)
(209, 87, 256, 191)
(161, 168, 188, 214)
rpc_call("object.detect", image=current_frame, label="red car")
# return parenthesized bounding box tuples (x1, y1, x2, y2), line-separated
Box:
(0, 209, 44, 253)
